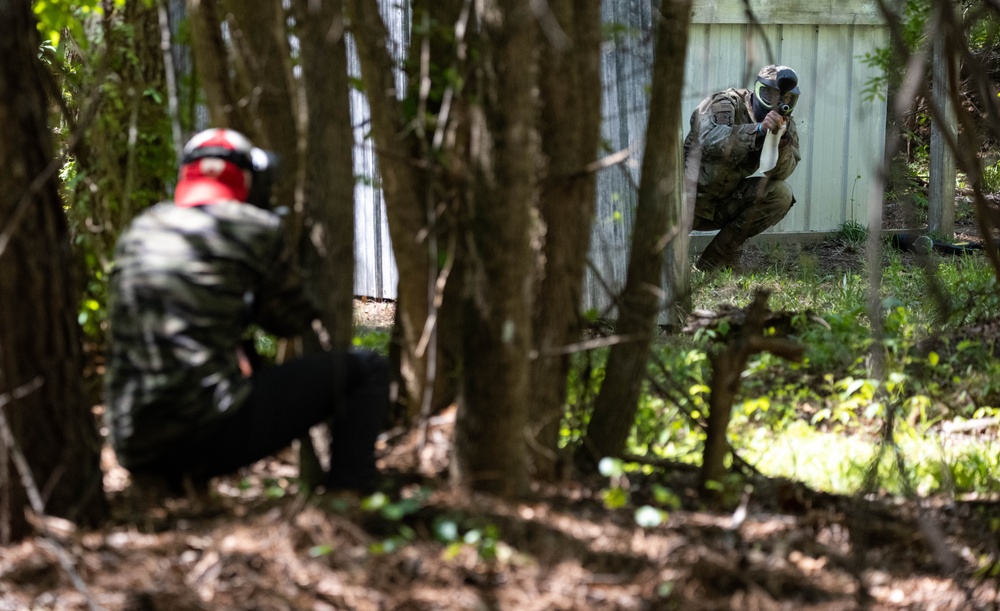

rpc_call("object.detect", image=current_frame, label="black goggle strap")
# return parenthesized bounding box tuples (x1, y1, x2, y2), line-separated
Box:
(182, 146, 254, 170)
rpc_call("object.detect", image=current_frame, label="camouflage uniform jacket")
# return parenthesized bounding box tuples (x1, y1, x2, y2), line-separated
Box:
(683, 88, 800, 201)
(104, 201, 320, 469)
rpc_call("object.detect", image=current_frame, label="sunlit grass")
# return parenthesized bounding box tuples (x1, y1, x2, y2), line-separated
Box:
(738, 419, 1000, 497)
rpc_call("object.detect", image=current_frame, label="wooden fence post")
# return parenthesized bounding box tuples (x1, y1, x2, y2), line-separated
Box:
(928, 32, 956, 238)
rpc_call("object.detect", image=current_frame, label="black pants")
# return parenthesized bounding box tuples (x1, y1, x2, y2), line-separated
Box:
(140, 350, 389, 491)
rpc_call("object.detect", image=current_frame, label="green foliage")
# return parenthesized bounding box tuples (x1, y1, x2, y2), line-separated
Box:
(43, 0, 178, 348)
(858, 0, 931, 100)
(429, 512, 509, 563)
(838, 220, 868, 247)
(33, 0, 121, 51)
(362, 489, 426, 521)
(561, 348, 607, 447)
(567, 237, 1000, 499)
(597, 457, 682, 527)
(981, 159, 1000, 193)
(353, 328, 391, 355)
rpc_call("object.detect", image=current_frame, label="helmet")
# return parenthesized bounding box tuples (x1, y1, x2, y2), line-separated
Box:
(753, 65, 800, 116)
(175, 128, 278, 208)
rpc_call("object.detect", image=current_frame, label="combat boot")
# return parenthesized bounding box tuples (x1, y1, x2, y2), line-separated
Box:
(696, 226, 745, 271)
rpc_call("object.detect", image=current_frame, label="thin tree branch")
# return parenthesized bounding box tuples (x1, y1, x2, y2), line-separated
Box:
(157, 0, 183, 164)
(0, 378, 101, 611)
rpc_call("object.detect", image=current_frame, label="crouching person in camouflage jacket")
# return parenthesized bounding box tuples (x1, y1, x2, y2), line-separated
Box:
(105, 128, 388, 493)
(684, 65, 802, 270)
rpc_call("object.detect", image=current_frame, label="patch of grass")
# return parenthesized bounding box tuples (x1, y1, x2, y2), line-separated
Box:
(353, 327, 391, 354)
(981, 160, 1000, 193)
(838, 219, 868, 246)
(738, 419, 1000, 497)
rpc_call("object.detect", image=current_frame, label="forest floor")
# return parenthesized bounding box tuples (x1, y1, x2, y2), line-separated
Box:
(3, 197, 1000, 611)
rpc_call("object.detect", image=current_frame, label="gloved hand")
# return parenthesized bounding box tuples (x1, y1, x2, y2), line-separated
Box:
(757, 110, 785, 135)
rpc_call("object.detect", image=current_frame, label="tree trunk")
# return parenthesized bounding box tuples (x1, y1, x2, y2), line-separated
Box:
(529, 1, 603, 480)
(294, 0, 355, 347)
(346, 0, 464, 420)
(579, 0, 693, 467)
(291, 0, 357, 484)
(187, 0, 253, 133)
(220, 0, 300, 217)
(0, 0, 107, 542)
(451, 0, 538, 498)
(699, 291, 803, 499)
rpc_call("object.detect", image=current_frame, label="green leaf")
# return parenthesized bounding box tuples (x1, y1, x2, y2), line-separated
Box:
(598, 457, 624, 478)
(361, 491, 388, 511)
(704, 479, 725, 492)
(634, 505, 665, 528)
(651, 485, 682, 509)
(433, 518, 459, 542)
(602, 486, 629, 509)
(443, 542, 464, 560)
(308, 544, 333, 557)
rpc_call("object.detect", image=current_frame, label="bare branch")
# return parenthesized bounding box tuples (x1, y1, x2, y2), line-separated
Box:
(0, 379, 101, 611)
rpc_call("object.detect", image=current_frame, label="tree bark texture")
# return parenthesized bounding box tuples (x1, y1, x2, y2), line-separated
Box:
(580, 0, 693, 466)
(294, 0, 355, 348)
(529, 1, 603, 480)
(50, 2, 176, 405)
(219, 0, 300, 218)
(699, 291, 803, 497)
(187, 0, 253, 133)
(451, 0, 539, 498)
(0, 0, 107, 542)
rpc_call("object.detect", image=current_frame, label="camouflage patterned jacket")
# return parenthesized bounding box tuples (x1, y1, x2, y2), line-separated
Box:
(683, 88, 800, 200)
(104, 202, 320, 469)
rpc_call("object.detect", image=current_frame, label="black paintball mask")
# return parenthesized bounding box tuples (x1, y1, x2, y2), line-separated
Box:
(245, 148, 279, 210)
(752, 65, 800, 122)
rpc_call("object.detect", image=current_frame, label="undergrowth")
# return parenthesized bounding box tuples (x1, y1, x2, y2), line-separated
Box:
(566, 235, 1000, 501)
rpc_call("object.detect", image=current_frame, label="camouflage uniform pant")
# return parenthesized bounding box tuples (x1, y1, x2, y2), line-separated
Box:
(692, 177, 795, 269)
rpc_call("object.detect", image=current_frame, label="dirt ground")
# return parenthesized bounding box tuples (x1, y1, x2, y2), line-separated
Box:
(2, 417, 998, 610)
(3, 203, 1000, 611)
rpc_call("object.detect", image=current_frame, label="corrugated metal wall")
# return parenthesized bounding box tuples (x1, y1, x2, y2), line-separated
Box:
(353, 1, 889, 304)
(350, 0, 406, 300)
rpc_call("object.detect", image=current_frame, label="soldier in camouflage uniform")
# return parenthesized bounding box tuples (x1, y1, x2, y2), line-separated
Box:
(684, 64, 802, 270)
(105, 128, 387, 493)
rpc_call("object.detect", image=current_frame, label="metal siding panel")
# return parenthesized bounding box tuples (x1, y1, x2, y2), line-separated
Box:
(808, 25, 854, 230)
(744, 24, 783, 81)
(692, 0, 883, 25)
(585, 0, 653, 315)
(847, 25, 889, 229)
(349, 0, 406, 300)
(683, 25, 710, 122)
(772, 24, 819, 233)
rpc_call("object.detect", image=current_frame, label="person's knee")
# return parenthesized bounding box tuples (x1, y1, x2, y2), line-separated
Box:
(766, 179, 794, 208)
(347, 350, 390, 387)
(747, 179, 794, 233)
